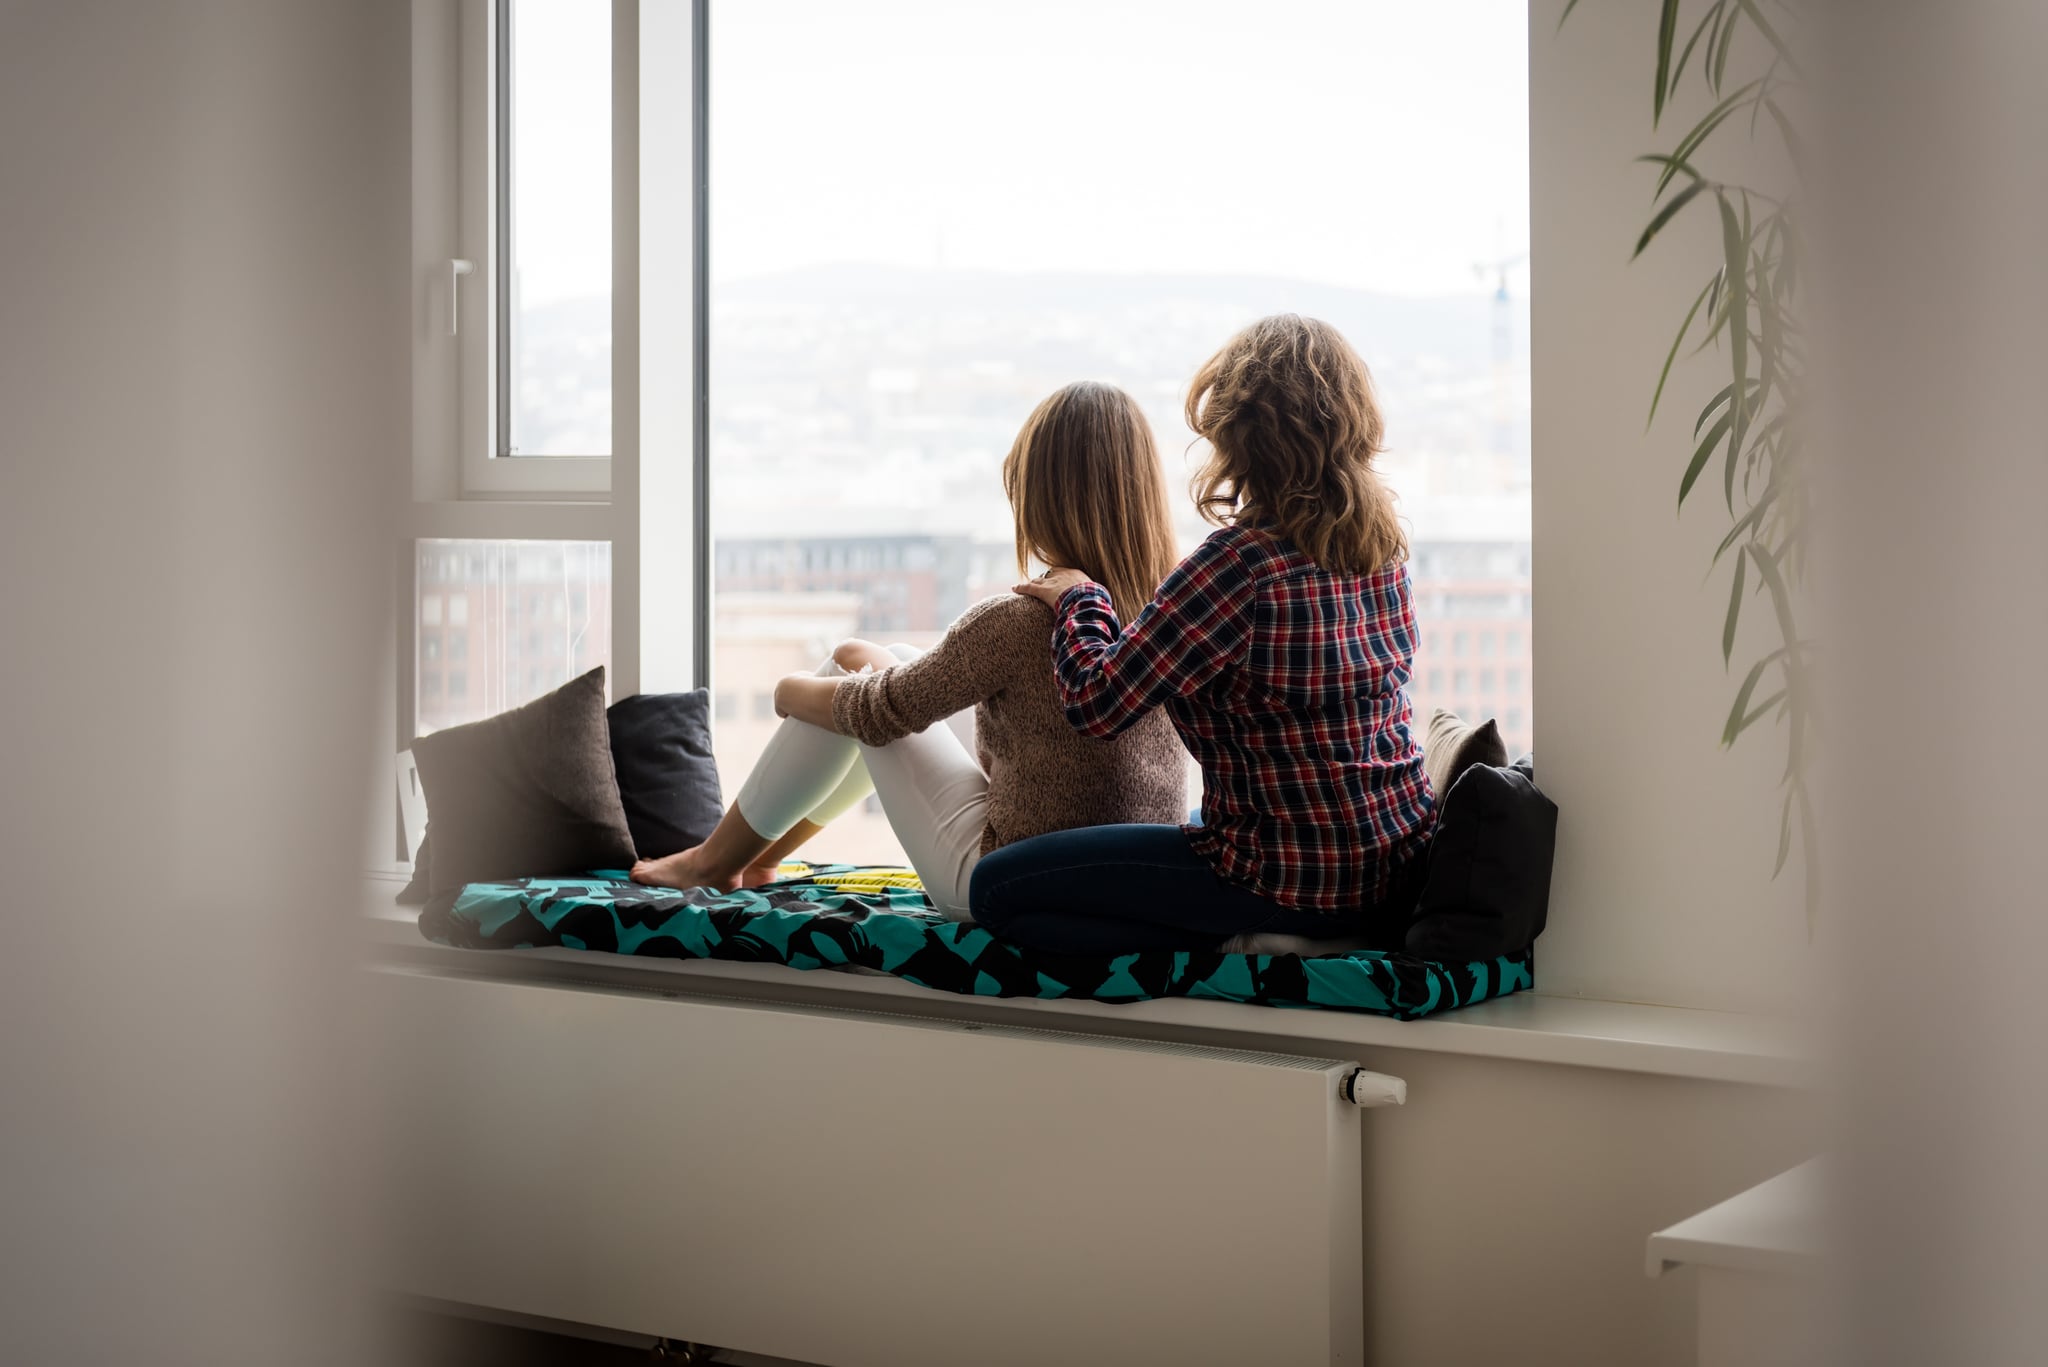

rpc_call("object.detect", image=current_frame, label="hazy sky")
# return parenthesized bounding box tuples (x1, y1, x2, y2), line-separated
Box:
(514, 0, 1530, 303)
(713, 0, 1529, 295)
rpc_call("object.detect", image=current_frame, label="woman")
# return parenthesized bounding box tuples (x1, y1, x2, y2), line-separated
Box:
(632, 381, 1189, 917)
(974, 315, 1436, 954)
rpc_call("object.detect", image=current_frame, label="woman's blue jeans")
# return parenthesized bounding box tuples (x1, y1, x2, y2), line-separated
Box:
(968, 823, 1423, 956)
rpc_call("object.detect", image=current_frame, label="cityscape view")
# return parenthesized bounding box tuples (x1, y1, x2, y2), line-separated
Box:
(419, 0, 1532, 869)
(707, 267, 1531, 864)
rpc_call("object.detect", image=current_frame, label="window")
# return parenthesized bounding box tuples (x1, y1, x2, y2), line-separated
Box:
(398, 0, 685, 870)
(413, 539, 611, 736)
(406, 3, 1522, 870)
(429, 0, 632, 501)
(710, 1, 1528, 861)
(499, 0, 611, 459)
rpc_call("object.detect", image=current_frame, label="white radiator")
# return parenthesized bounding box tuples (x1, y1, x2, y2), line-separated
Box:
(370, 964, 1396, 1367)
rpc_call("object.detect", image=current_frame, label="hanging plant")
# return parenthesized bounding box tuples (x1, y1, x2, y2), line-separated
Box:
(1563, 0, 1814, 928)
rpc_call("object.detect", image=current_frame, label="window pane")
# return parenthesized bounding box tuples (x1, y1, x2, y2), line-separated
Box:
(712, 1, 1531, 859)
(414, 539, 610, 735)
(503, 0, 610, 457)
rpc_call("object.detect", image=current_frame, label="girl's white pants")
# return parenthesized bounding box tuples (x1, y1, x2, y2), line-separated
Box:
(733, 646, 987, 919)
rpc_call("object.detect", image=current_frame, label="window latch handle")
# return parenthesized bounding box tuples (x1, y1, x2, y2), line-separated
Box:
(449, 258, 475, 337)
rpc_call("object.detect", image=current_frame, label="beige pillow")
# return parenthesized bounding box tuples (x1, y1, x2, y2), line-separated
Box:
(1423, 707, 1509, 801)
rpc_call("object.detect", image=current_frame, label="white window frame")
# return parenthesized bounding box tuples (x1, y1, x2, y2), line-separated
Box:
(456, 0, 610, 497)
(399, 0, 706, 821)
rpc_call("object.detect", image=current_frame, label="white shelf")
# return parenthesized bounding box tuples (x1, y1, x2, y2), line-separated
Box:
(1648, 1158, 1825, 1278)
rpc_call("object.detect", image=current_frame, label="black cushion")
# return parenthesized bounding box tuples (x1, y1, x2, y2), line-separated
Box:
(397, 684, 724, 906)
(408, 666, 638, 911)
(1404, 756, 1557, 962)
(605, 689, 724, 860)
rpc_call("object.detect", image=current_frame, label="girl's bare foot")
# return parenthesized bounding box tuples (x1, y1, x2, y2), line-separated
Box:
(737, 859, 790, 889)
(630, 844, 739, 893)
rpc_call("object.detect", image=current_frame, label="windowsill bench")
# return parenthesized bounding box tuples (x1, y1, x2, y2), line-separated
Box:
(360, 875, 1813, 1089)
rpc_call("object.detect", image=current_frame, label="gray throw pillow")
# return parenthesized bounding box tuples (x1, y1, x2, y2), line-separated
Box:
(1423, 707, 1509, 803)
(409, 666, 638, 909)
(397, 687, 723, 906)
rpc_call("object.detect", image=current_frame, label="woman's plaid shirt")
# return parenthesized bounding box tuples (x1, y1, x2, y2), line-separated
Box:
(1051, 523, 1436, 912)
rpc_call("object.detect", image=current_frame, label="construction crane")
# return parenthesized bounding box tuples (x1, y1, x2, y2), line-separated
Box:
(1473, 252, 1527, 459)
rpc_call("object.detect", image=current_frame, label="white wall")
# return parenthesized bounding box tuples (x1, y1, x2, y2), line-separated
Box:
(0, 3, 413, 1361)
(1529, 0, 1812, 1012)
(1815, 3, 2048, 1358)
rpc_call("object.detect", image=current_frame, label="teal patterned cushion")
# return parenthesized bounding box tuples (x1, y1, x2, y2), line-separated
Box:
(419, 868, 1532, 1021)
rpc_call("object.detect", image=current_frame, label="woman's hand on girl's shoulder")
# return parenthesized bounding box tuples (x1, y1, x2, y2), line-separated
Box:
(1013, 567, 1089, 608)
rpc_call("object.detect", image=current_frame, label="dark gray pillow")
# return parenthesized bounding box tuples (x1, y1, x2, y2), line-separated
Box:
(606, 689, 723, 859)
(408, 666, 637, 910)
(397, 685, 724, 905)
(1405, 756, 1557, 962)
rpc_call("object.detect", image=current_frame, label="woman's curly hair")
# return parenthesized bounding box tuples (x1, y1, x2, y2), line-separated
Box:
(1186, 314, 1406, 574)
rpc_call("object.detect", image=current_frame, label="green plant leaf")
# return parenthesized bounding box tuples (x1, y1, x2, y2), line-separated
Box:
(1648, 274, 1719, 428)
(1712, 488, 1775, 564)
(1773, 787, 1795, 877)
(1696, 382, 1735, 437)
(1722, 641, 1792, 745)
(1695, 377, 1762, 436)
(1704, 2, 1729, 94)
(1735, 386, 1779, 498)
(1748, 541, 1801, 654)
(1723, 544, 1747, 664)
(1765, 98, 1805, 178)
(1655, 80, 1764, 197)
(1636, 152, 1709, 188)
(1754, 229, 1782, 394)
(1692, 265, 1730, 355)
(1719, 193, 1750, 511)
(1728, 684, 1794, 750)
(1634, 179, 1709, 259)
(1670, 3, 1725, 97)
(1682, 410, 1734, 508)
(1712, 0, 1742, 90)
(1654, 0, 1681, 124)
(1737, 0, 1803, 77)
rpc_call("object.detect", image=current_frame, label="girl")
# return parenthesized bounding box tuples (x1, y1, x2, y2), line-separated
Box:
(977, 315, 1435, 954)
(632, 381, 1189, 917)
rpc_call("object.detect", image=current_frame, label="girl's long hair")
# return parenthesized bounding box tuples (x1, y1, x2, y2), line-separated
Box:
(1185, 314, 1407, 574)
(1002, 381, 1179, 619)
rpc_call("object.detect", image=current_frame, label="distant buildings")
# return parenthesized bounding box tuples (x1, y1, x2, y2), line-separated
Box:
(1407, 538, 1534, 759)
(423, 269, 1533, 863)
(716, 534, 977, 637)
(414, 540, 612, 736)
